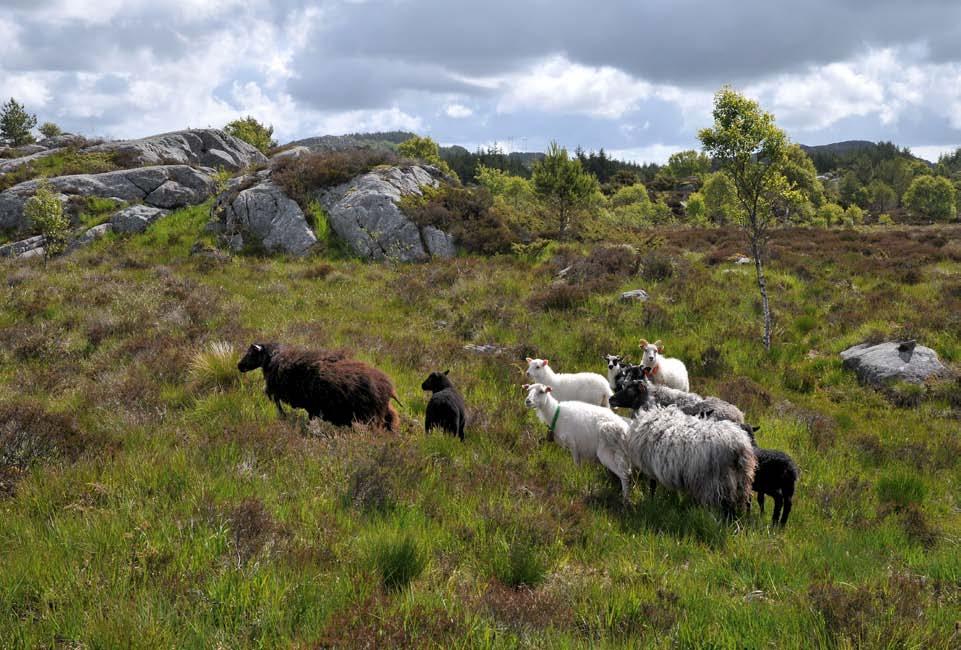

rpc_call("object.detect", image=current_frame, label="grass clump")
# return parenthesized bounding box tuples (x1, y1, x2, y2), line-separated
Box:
(188, 341, 240, 392)
(491, 531, 548, 589)
(876, 474, 926, 511)
(369, 533, 426, 591)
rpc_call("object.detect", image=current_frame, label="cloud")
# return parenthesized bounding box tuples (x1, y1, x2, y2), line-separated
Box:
(444, 103, 473, 118)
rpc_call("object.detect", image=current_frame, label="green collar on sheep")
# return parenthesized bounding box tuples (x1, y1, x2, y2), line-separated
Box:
(549, 405, 561, 433)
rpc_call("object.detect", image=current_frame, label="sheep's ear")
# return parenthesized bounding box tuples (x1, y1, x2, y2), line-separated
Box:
(253, 344, 263, 352)
(653, 340, 662, 348)
(526, 357, 533, 363)
(522, 384, 530, 390)
(638, 338, 648, 348)
(544, 386, 552, 392)
(544, 359, 549, 366)
(444, 369, 450, 375)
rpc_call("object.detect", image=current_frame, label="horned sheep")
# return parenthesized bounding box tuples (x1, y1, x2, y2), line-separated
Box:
(639, 339, 690, 392)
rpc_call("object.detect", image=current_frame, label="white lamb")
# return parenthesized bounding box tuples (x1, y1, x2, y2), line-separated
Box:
(523, 383, 632, 501)
(638, 339, 690, 392)
(526, 357, 613, 407)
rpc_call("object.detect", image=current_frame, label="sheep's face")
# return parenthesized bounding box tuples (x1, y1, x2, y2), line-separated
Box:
(238, 343, 269, 372)
(523, 383, 551, 409)
(421, 370, 452, 392)
(609, 380, 649, 410)
(525, 357, 549, 379)
(639, 340, 663, 369)
(604, 354, 624, 371)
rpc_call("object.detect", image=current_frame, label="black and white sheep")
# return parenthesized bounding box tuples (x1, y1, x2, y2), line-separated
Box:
(421, 369, 467, 441)
(609, 378, 745, 424)
(237, 342, 400, 431)
(616, 401, 756, 517)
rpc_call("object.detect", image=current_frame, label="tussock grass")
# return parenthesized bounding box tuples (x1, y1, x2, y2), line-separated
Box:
(188, 341, 240, 393)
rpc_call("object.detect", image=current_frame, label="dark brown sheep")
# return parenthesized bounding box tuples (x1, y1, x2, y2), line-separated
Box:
(238, 342, 399, 431)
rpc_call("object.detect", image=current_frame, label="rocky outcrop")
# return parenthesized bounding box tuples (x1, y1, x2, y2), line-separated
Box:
(0, 165, 216, 231)
(317, 165, 455, 262)
(212, 179, 316, 256)
(0, 235, 45, 259)
(87, 129, 266, 171)
(0, 147, 67, 175)
(111, 205, 170, 234)
(841, 340, 948, 386)
(271, 145, 311, 161)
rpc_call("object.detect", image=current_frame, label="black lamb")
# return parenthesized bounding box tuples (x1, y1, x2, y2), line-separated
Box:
(752, 446, 798, 528)
(421, 370, 467, 441)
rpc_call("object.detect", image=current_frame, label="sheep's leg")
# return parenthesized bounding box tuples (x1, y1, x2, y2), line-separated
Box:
(757, 492, 765, 513)
(597, 446, 631, 506)
(778, 495, 792, 527)
(457, 416, 465, 442)
(771, 494, 783, 527)
(273, 398, 287, 418)
(648, 479, 657, 499)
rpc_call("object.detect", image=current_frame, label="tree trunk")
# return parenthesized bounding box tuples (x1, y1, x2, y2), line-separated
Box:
(750, 234, 772, 350)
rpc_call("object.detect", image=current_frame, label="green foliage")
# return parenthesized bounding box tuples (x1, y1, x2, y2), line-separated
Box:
(78, 197, 123, 229)
(0, 97, 37, 146)
(685, 191, 709, 225)
(369, 533, 425, 591)
(843, 204, 864, 226)
(816, 203, 845, 227)
(664, 149, 711, 179)
(903, 175, 957, 221)
(223, 116, 276, 154)
(701, 172, 739, 225)
(866, 179, 897, 213)
(271, 148, 399, 207)
(23, 181, 68, 257)
(400, 184, 514, 254)
(397, 135, 457, 179)
(38, 122, 62, 139)
(876, 474, 926, 510)
(531, 141, 600, 238)
(878, 213, 895, 225)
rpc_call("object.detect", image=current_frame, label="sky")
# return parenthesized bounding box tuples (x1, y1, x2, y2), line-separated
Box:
(3, 0, 961, 163)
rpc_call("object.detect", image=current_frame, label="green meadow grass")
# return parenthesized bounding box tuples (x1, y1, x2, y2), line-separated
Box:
(1, 204, 959, 648)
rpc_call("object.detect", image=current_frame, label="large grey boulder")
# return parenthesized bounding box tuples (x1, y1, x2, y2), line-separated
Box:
(841, 340, 948, 386)
(317, 165, 455, 261)
(87, 129, 266, 171)
(69, 223, 113, 250)
(0, 165, 216, 231)
(38, 134, 86, 149)
(213, 179, 316, 256)
(111, 205, 170, 233)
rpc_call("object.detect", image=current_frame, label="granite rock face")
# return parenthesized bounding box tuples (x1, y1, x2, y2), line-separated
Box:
(213, 179, 317, 256)
(317, 165, 455, 262)
(87, 128, 267, 171)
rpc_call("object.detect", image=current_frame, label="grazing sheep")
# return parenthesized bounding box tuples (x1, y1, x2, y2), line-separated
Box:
(609, 378, 745, 424)
(526, 358, 613, 407)
(523, 383, 632, 502)
(622, 405, 756, 517)
(421, 369, 467, 441)
(638, 339, 690, 392)
(238, 342, 400, 431)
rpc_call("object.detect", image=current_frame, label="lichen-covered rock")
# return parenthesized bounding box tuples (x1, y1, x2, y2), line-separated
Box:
(0, 165, 215, 231)
(70, 223, 113, 250)
(87, 128, 266, 171)
(213, 179, 316, 256)
(841, 340, 948, 386)
(0, 235, 45, 259)
(318, 165, 455, 262)
(111, 205, 170, 234)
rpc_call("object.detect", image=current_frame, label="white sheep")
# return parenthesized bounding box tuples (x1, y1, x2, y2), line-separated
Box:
(523, 383, 632, 501)
(624, 405, 756, 517)
(603, 354, 629, 390)
(526, 357, 613, 407)
(638, 339, 689, 392)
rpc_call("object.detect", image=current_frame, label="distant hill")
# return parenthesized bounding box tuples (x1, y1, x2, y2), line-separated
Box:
(798, 140, 880, 157)
(286, 131, 418, 152)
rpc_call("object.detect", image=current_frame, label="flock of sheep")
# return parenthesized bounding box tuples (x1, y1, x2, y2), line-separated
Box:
(237, 337, 798, 528)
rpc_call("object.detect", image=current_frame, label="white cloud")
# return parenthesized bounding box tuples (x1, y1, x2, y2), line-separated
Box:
(444, 103, 473, 118)
(910, 144, 960, 162)
(496, 56, 653, 119)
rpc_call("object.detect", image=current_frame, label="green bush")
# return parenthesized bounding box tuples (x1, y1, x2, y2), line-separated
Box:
(876, 474, 926, 511)
(23, 181, 69, 257)
(401, 184, 515, 254)
(188, 342, 240, 393)
(38, 122, 62, 139)
(224, 116, 276, 154)
(272, 148, 400, 208)
(398, 135, 456, 179)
